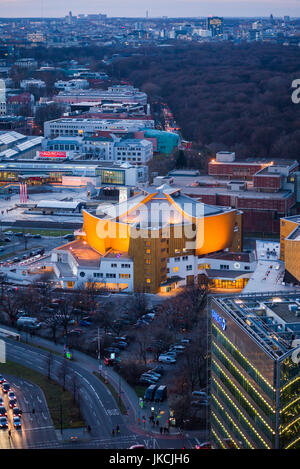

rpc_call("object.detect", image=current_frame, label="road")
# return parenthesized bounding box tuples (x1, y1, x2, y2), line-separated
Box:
(1, 338, 206, 449)
(0, 375, 56, 449)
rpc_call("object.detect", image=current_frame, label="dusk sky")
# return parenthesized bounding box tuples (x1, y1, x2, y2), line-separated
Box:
(0, 1, 299, 18)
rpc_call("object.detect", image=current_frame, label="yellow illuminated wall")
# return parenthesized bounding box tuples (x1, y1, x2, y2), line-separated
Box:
(82, 210, 130, 254)
(280, 217, 300, 283)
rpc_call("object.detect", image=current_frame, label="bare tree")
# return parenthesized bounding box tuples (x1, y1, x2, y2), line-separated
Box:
(0, 289, 23, 326)
(130, 291, 148, 320)
(70, 371, 79, 404)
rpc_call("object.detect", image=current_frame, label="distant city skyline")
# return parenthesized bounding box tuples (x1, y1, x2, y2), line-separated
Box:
(0, 1, 299, 18)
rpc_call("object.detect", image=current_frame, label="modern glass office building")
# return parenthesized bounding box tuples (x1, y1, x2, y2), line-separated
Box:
(210, 293, 300, 449)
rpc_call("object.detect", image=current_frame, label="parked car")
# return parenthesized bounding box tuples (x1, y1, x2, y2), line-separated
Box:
(0, 376, 6, 384)
(63, 234, 75, 241)
(141, 373, 159, 382)
(79, 320, 91, 327)
(158, 356, 176, 364)
(0, 406, 7, 416)
(139, 376, 156, 384)
(68, 328, 82, 336)
(192, 391, 208, 398)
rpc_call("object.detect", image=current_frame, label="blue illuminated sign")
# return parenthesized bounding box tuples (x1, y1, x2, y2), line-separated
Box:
(212, 309, 227, 331)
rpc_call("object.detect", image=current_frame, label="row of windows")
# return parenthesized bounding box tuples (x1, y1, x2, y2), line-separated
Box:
(212, 341, 275, 418)
(212, 360, 275, 439)
(212, 378, 271, 449)
(212, 324, 276, 400)
(93, 272, 131, 279)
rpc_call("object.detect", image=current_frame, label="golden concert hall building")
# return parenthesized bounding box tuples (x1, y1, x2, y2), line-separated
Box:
(52, 185, 242, 293)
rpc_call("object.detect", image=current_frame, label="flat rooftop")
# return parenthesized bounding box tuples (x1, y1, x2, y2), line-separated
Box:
(214, 293, 300, 359)
(55, 239, 131, 266)
(56, 239, 101, 268)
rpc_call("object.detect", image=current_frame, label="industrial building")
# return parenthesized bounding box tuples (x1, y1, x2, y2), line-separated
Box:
(44, 117, 155, 139)
(0, 159, 148, 188)
(210, 293, 300, 449)
(162, 154, 299, 234)
(51, 184, 242, 292)
(53, 85, 147, 105)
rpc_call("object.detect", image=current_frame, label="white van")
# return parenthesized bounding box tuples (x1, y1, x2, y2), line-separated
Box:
(16, 317, 41, 330)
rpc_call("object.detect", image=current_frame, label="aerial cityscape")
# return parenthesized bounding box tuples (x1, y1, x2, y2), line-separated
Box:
(0, 1, 299, 456)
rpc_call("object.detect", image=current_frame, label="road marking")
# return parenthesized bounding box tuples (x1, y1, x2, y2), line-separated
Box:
(21, 426, 54, 431)
(107, 409, 120, 416)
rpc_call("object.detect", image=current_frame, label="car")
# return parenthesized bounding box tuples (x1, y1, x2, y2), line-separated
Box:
(180, 339, 191, 344)
(0, 376, 6, 384)
(158, 356, 176, 364)
(68, 329, 82, 336)
(104, 357, 115, 366)
(24, 233, 33, 238)
(111, 342, 127, 350)
(164, 352, 177, 358)
(2, 383, 10, 393)
(15, 232, 24, 237)
(192, 391, 208, 398)
(4, 231, 13, 236)
(8, 400, 16, 409)
(12, 257, 20, 263)
(141, 373, 160, 382)
(8, 391, 16, 400)
(146, 371, 161, 379)
(0, 406, 7, 416)
(195, 442, 211, 450)
(0, 417, 8, 428)
(13, 416, 22, 429)
(13, 408, 22, 417)
(0, 397, 3, 406)
(79, 320, 91, 327)
(139, 376, 156, 384)
(169, 345, 186, 352)
(63, 234, 75, 241)
(104, 347, 120, 355)
(191, 400, 209, 407)
(32, 234, 42, 239)
(114, 336, 128, 342)
(4, 238, 11, 242)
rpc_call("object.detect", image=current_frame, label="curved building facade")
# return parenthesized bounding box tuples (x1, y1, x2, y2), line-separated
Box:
(71, 184, 242, 293)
